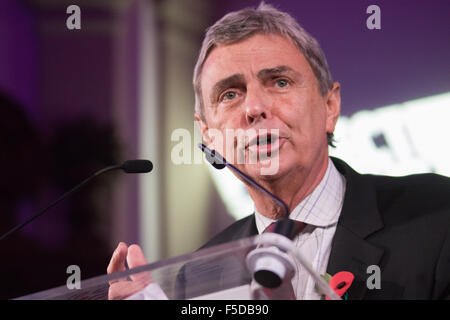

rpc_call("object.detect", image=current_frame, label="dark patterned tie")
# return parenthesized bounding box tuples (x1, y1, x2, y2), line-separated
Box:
(257, 219, 307, 300)
(264, 219, 306, 238)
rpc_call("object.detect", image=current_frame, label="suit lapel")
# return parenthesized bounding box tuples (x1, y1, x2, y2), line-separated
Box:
(234, 214, 258, 240)
(327, 225, 384, 299)
(327, 158, 385, 300)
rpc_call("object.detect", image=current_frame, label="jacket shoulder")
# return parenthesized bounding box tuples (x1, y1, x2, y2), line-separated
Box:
(371, 172, 450, 224)
(373, 172, 450, 202)
(332, 157, 450, 223)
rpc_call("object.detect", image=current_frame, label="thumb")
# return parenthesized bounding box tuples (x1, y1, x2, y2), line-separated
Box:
(127, 244, 151, 283)
(127, 244, 147, 268)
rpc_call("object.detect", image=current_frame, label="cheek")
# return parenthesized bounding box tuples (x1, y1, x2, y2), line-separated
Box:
(274, 94, 310, 128)
(279, 97, 327, 141)
(203, 119, 240, 155)
(208, 110, 246, 139)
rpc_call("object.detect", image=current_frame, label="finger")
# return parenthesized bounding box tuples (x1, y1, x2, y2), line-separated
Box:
(107, 242, 128, 284)
(127, 244, 151, 283)
(107, 242, 128, 274)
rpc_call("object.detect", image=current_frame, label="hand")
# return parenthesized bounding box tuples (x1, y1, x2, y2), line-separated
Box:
(107, 242, 151, 300)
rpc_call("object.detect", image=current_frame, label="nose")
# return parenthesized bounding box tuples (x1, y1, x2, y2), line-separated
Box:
(244, 87, 271, 125)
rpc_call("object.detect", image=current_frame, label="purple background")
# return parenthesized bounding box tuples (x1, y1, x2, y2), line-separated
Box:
(214, 0, 450, 115)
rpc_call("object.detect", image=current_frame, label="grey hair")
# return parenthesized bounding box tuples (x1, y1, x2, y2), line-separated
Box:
(193, 2, 335, 146)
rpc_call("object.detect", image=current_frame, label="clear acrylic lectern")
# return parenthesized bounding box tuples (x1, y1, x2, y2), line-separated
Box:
(16, 233, 340, 300)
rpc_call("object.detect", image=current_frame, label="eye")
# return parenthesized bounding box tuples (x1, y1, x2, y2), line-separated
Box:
(221, 91, 237, 101)
(275, 79, 289, 88)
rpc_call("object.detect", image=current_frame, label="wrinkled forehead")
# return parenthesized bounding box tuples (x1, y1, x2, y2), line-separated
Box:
(201, 34, 311, 86)
(201, 31, 303, 71)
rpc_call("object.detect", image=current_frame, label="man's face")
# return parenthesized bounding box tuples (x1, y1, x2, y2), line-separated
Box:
(197, 34, 340, 181)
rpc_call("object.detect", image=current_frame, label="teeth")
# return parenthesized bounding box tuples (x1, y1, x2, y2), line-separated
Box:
(249, 134, 279, 148)
(257, 135, 273, 146)
(257, 137, 267, 145)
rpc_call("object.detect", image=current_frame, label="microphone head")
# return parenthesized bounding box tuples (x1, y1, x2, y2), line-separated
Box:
(121, 160, 153, 173)
(198, 144, 226, 170)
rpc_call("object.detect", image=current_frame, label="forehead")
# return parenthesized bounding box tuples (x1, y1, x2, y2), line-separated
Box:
(201, 34, 313, 90)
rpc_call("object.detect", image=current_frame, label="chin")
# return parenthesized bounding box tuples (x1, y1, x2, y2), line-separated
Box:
(244, 158, 292, 181)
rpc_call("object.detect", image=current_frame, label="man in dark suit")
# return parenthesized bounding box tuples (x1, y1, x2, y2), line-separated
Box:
(198, 157, 450, 299)
(108, 3, 450, 299)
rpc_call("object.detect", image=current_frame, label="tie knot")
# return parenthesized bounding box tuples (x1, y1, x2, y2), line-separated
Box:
(263, 219, 306, 239)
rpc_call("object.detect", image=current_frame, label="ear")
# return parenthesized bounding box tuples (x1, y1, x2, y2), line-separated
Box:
(194, 113, 212, 145)
(325, 82, 341, 135)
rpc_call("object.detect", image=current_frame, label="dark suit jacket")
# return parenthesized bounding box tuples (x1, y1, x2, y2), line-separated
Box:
(193, 157, 450, 299)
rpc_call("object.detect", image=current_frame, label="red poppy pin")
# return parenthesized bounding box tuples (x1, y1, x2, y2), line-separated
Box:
(326, 271, 354, 300)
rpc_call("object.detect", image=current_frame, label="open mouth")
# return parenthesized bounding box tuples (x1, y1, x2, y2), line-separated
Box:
(247, 133, 281, 156)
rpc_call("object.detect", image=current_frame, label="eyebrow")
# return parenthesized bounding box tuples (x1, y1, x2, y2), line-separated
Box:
(209, 66, 302, 103)
(210, 74, 245, 103)
(257, 65, 301, 80)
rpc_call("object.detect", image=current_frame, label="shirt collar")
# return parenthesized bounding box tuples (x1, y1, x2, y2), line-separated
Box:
(255, 158, 346, 234)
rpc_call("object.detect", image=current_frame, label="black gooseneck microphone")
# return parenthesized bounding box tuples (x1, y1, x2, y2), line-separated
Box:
(199, 143, 302, 289)
(198, 143, 296, 237)
(0, 160, 153, 242)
